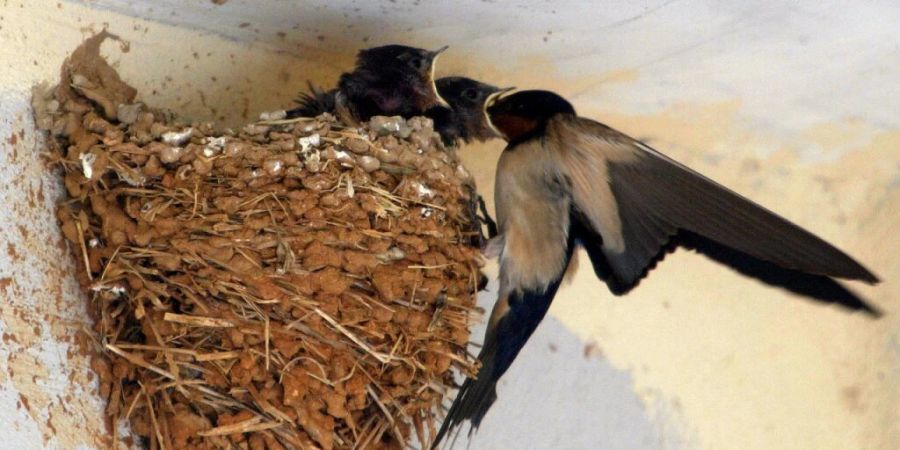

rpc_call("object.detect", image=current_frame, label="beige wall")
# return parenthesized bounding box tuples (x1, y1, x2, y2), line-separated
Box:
(0, 1, 896, 448)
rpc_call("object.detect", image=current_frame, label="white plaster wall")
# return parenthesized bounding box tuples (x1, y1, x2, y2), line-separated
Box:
(0, 1, 897, 449)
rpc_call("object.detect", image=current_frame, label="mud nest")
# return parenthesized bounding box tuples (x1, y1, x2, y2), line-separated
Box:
(35, 33, 482, 449)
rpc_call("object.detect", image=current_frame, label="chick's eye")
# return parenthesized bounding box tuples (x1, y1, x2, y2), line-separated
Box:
(463, 89, 479, 100)
(409, 58, 428, 71)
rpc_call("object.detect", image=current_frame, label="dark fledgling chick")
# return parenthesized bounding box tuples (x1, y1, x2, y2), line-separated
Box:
(431, 89, 881, 448)
(286, 44, 449, 123)
(426, 78, 514, 242)
(426, 77, 513, 146)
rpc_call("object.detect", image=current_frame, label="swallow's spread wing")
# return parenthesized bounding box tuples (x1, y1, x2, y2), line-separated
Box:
(547, 116, 879, 314)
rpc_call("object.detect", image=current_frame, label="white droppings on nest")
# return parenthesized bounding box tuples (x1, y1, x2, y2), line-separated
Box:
(420, 207, 434, 218)
(375, 117, 401, 133)
(88, 238, 101, 248)
(298, 133, 321, 152)
(377, 246, 407, 262)
(302, 150, 322, 173)
(346, 177, 355, 198)
(258, 109, 287, 121)
(159, 146, 185, 164)
(297, 119, 322, 133)
(117, 169, 147, 187)
(242, 124, 269, 135)
(357, 155, 380, 172)
(412, 181, 435, 198)
(263, 159, 283, 175)
(328, 148, 355, 166)
(70, 73, 91, 88)
(455, 163, 472, 181)
(90, 283, 127, 296)
(79, 152, 96, 179)
(369, 116, 412, 138)
(202, 136, 227, 157)
(162, 127, 193, 146)
(299, 134, 325, 172)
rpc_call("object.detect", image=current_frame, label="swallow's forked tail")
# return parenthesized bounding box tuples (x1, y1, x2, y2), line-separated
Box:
(431, 278, 566, 449)
(286, 81, 337, 119)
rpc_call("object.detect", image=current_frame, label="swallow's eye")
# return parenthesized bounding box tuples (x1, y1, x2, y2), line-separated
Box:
(463, 89, 479, 100)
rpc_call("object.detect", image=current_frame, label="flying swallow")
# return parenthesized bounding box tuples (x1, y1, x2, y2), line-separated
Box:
(432, 89, 881, 447)
(286, 44, 449, 123)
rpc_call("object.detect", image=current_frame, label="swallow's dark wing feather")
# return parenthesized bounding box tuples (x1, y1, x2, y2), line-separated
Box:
(551, 116, 880, 314)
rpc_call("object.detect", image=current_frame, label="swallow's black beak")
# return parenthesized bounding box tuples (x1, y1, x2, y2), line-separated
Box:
(491, 86, 516, 98)
(485, 86, 515, 113)
(430, 45, 449, 58)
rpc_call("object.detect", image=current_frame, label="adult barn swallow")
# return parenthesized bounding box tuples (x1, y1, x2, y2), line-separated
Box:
(432, 90, 880, 447)
(286, 44, 449, 123)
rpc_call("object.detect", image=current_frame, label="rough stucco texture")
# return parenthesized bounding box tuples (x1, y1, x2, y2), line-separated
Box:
(0, 1, 897, 449)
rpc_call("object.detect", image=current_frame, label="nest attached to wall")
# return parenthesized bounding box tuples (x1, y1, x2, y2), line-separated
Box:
(35, 32, 481, 450)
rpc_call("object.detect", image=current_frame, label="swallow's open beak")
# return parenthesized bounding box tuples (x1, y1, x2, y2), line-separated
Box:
(428, 46, 451, 108)
(484, 87, 516, 138)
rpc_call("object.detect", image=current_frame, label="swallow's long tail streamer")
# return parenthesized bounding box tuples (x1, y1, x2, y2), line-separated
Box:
(432, 241, 574, 448)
